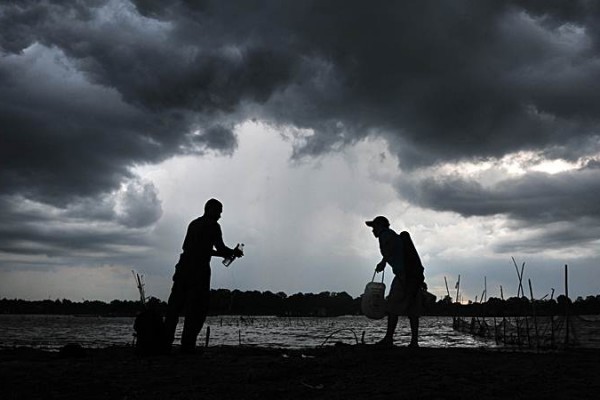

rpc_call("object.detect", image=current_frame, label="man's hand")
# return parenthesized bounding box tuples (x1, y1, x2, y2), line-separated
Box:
(375, 260, 386, 272)
(233, 247, 244, 258)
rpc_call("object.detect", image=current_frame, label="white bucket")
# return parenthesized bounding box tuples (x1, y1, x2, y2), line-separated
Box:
(361, 274, 386, 319)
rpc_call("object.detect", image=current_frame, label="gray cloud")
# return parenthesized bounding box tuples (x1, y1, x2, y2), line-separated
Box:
(0, 179, 161, 259)
(397, 162, 600, 249)
(2, 0, 600, 261)
(493, 219, 600, 254)
(399, 164, 600, 223)
(187, 124, 238, 155)
(3, 0, 600, 192)
(115, 181, 163, 228)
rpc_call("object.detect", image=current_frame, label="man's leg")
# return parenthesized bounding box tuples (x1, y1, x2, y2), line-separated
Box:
(409, 316, 419, 347)
(181, 268, 211, 352)
(382, 313, 399, 344)
(164, 278, 185, 347)
(378, 275, 401, 345)
(407, 286, 423, 347)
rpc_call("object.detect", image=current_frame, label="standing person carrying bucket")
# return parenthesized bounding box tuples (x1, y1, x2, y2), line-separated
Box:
(365, 216, 426, 347)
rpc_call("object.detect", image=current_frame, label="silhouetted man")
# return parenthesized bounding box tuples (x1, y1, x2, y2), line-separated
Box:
(165, 198, 243, 353)
(366, 216, 425, 347)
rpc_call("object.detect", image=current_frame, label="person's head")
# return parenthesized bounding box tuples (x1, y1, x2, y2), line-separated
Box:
(365, 216, 390, 238)
(204, 198, 223, 221)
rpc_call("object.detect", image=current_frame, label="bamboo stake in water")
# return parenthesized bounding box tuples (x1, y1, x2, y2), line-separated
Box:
(550, 287, 556, 347)
(500, 285, 506, 345)
(493, 317, 499, 345)
(455, 275, 461, 304)
(550, 312, 555, 348)
(132, 270, 146, 306)
(511, 258, 525, 346)
(529, 279, 539, 350)
(524, 313, 531, 348)
(512, 257, 525, 298)
(565, 264, 569, 347)
(484, 276, 487, 303)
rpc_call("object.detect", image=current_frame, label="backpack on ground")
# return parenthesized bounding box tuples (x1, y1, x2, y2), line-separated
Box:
(133, 302, 167, 355)
(131, 272, 168, 355)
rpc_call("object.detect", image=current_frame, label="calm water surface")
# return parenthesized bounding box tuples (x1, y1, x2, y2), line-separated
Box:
(0, 315, 495, 350)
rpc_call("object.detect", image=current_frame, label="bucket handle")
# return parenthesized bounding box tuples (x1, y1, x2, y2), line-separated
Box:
(371, 268, 385, 283)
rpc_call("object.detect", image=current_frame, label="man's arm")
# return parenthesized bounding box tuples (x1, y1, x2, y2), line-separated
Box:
(211, 224, 244, 258)
(211, 224, 234, 258)
(378, 232, 404, 274)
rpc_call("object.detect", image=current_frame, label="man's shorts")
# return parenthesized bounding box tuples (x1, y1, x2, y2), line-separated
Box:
(386, 275, 423, 317)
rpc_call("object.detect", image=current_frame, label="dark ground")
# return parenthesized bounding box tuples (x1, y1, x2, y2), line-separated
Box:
(1, 345, 599, 399)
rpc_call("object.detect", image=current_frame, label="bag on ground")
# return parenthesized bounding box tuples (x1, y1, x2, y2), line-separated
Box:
(133, 304, 167, 355)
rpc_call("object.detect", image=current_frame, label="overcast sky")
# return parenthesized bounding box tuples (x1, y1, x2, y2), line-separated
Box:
(1, 0, 599, 302)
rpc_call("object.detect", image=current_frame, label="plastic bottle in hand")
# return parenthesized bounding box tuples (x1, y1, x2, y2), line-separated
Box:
(223, 243, 244, 267)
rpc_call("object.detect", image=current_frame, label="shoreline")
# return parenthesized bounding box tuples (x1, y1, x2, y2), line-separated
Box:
(2, 345, 599, 399)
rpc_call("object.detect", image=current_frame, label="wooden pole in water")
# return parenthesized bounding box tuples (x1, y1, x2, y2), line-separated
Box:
(512, 258, 526, 298)
(500, 285, 506, 345)
(494, 314, 500, 346)
(484, 276, 487, 302)
(518, 263, 525, 297)
(511, 258, 526, 346)
(550, 311, 555, 348)
(565, 264, 569, 347)
(550, 287, 555, 347)
(529, 279, 539, 350)
(456, 275, 461, 304)
(205, 326, 210, 348)
(524, 311, 531, 348)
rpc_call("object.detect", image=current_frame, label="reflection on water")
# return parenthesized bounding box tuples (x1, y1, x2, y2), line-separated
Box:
(0, 315, 494, 350)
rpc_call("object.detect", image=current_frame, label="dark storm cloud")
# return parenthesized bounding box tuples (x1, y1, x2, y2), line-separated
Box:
(0, 179, 161, 258)
(2, 0, 600, 258)
(400, 166, 600, 222)
(186, 124, 238, 155)
(3, 0, 600, 195)
(397, 161, 600, 248)
(493, 219, 600, 254)
(0, 2, 290, 202)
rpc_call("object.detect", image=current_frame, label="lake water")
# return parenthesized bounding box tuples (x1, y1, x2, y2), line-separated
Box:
(0, 315, 492, 350)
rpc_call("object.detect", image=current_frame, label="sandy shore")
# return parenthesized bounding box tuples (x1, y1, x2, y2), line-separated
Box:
(1, 344, 599, 399)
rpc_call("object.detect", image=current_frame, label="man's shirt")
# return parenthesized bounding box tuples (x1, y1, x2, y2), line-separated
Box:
(180, 215, 227, 267)
(378, 228, 405, 276)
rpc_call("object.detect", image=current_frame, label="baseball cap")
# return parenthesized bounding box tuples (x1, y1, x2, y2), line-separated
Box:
(365, 216, 390, 227)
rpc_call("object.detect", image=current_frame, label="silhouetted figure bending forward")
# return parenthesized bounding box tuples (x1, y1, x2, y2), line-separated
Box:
(366, 216, 425, 347)
(165, 198, 243, 353)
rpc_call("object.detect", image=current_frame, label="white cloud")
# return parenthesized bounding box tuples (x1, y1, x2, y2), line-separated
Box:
(134, 121, 403, 298)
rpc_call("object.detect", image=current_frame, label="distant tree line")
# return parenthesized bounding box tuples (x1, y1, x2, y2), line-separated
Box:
(0, 290, 360, 317)
(1, 291, 599, 317)
(429, 294, 600, 317)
